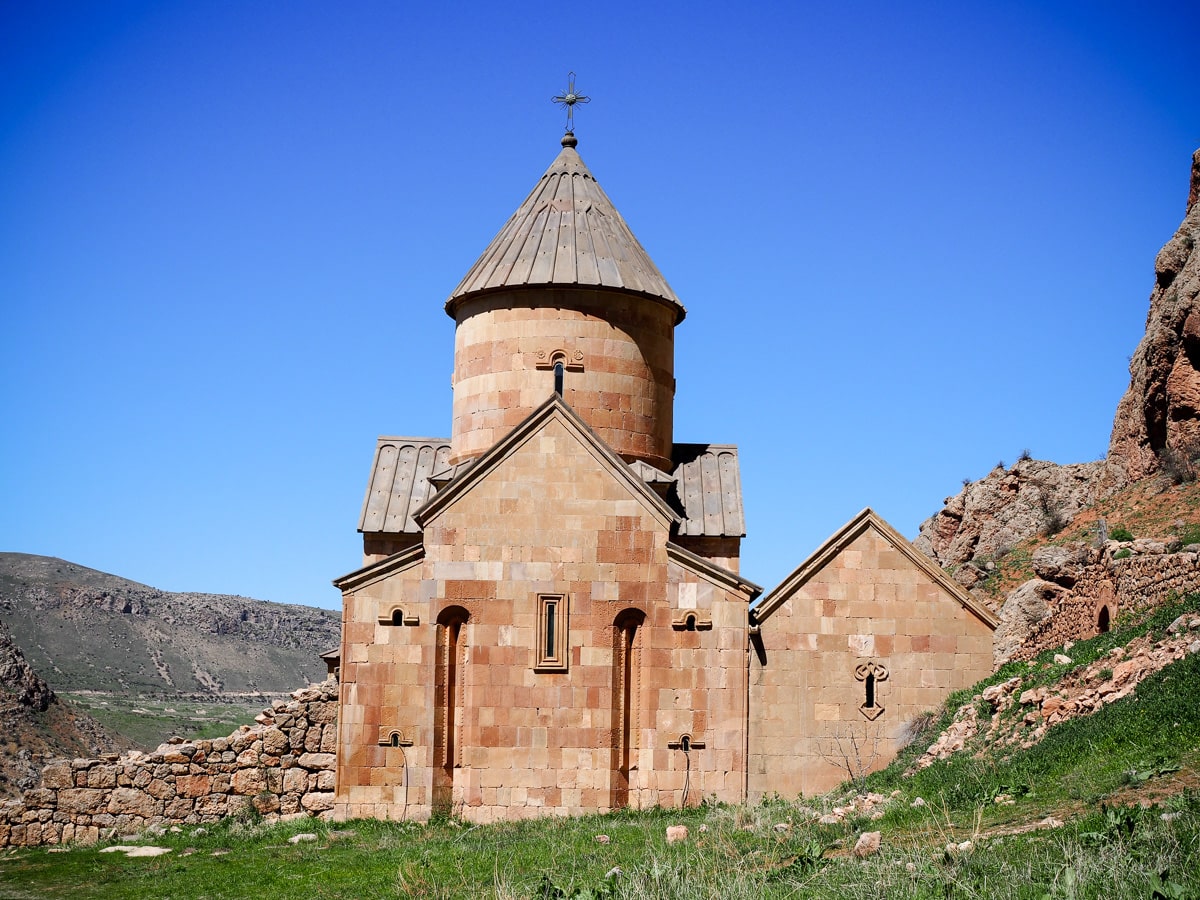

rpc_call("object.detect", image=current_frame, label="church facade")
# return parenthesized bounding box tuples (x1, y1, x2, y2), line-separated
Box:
(331, 133, 997, 823)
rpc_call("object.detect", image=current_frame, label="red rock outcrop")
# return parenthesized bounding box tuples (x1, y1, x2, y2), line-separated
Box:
(1101, 149, 1200, 492)
(913, 458, 1101, 574)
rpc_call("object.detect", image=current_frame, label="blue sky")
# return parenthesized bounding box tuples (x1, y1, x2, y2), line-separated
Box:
(1, 1, 1196, 609)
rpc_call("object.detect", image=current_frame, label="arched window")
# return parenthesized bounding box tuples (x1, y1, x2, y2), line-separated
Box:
(554, 361, 565, 396)
(684, 614, 697, 632)
(1097, 605, 1111, 634)
(391, 609, 404, 626)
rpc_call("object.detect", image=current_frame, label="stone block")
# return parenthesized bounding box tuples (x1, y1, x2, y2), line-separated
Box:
(301, 791, 335, 812)
(40, 761, 73, 790)
(231, 769, 265, 796)
(56, 788, 107, 816)
(107, 789, 160, 818)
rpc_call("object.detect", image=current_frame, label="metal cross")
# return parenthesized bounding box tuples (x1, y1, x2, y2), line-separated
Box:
(552, 72, 590, 133)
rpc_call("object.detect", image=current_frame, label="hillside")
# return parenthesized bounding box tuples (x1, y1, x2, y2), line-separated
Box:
(0, 617, 134, 799)
(0, 553, 339, 697)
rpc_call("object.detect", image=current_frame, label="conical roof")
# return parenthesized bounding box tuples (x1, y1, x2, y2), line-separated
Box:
(445, 134, 685, 322)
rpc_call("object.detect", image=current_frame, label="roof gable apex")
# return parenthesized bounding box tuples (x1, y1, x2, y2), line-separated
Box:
(753, 508, 998, 629)
(413, 395, 679, 529)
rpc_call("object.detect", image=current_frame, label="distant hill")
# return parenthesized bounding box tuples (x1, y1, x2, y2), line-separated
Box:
(0, 553, 340, 696)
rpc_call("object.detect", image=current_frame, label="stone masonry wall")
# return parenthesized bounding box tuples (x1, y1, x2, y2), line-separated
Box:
(0, 679, 338, 848)
(1011, 547, 1200, 662)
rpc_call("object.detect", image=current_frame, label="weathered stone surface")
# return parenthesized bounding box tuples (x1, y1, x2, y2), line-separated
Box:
(665, 825, 688, 844)
(1032, 546, 1086, 587)
(297, 753, 335, 771)
(56, 789, 107, 816)
(300, 791, 334, 812)
(853, 831, 881, 858)
(39, 762, 72, 791)
(230, 769, 266, 796)
(107, 788, 159, 818)
(262, 729, 289, 756)
(994, 580, 1069, 665)
(915, 459, 1102, 571)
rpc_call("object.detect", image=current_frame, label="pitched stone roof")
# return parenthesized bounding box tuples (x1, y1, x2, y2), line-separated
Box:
(670, 444, 746, 538)
(357, 438, 454, 535)
(445, 134, 685, 322)
(358, 435, 745, 540)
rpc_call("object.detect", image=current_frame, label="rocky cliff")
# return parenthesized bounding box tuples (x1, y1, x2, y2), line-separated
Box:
(913, 458, 1103, 580)
(916, 149, 1200, 586)
(1101, 149, 1200, 492)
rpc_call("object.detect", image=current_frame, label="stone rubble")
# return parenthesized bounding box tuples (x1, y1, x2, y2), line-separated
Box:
(909, 621, 1200, 772)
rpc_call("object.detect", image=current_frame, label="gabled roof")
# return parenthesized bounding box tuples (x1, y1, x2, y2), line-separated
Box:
(333, 544, 426, 593)
(670, 444, 745, 538)
(358, 438, 470, 535)
(445, 134, 685, 323)
(753, 508, 999, 629)
(413, 395, 679, 530)
(667, 542, 762, 600)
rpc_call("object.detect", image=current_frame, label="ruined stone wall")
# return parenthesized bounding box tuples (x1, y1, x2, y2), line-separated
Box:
(1009, 548, 1200, 662)
(0, 680, 338, 848)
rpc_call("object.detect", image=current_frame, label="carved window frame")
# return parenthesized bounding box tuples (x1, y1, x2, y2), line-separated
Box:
(535, 593, 569, 672)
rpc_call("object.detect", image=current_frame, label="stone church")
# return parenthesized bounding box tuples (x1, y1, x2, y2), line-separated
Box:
(330, 131, 998, 823)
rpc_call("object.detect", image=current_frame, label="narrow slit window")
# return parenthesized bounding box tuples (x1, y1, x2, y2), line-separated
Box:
(864, 673, 876, 709)
(535, 593, 568, 671)
(554, 361, 564, 396)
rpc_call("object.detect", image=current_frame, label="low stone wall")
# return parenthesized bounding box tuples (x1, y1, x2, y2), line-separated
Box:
(0, 679, 338, 848)
(1009, 546, 1200, 662)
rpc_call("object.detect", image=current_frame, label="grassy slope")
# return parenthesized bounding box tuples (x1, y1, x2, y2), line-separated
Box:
(2, 600, 1198, 899)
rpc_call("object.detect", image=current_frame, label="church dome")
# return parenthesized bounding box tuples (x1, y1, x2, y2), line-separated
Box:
(445, 132, 685, 322)
(446, 135, 682, 471)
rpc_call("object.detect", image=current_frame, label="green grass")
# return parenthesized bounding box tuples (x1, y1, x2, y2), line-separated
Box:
(2, 793, 1197, 899)
(61, 693, 287, 749)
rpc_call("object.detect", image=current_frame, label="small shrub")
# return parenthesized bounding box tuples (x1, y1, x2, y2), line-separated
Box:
(1110, 526, 1134, 542)
(1114, 548, 1133, 560)
(1019, 448, 1032, 462)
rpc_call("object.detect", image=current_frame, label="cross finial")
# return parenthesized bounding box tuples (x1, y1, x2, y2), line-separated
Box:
(552, 72, 590, 134)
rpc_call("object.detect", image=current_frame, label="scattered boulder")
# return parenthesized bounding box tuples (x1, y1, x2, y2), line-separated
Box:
(665, 825, 688, 844)
(853, 831, 881, 858)
(994, 581, 1070, 665)
(1032, 546, 1086, 587)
